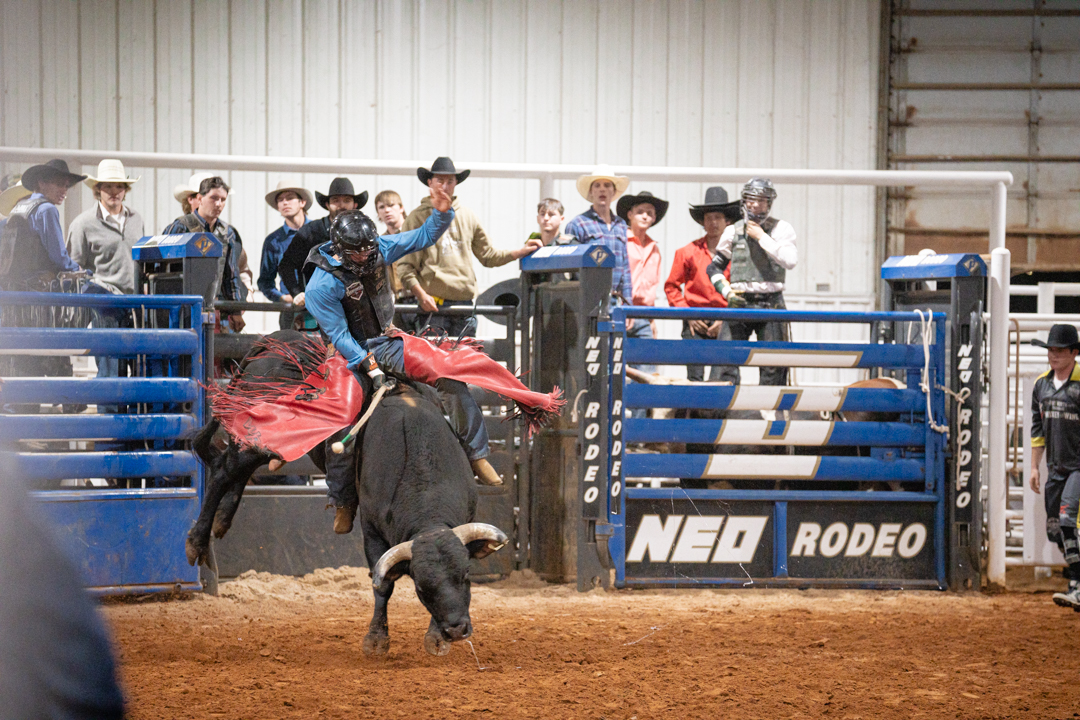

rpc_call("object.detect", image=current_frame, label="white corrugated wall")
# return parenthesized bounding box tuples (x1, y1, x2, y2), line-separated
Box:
(1, 0, 881, 322)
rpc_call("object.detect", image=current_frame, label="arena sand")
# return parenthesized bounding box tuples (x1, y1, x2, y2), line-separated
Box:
(104, 567, 1077, 719)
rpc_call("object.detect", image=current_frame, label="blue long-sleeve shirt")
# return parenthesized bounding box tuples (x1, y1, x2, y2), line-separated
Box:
(564, 207, 632, 304)
(306, 208, 454, 368)
(27, 193, 81, 273)
(258, 218, 309, 301)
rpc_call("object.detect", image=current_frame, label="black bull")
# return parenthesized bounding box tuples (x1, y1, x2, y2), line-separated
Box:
(188, 330, 508, 656)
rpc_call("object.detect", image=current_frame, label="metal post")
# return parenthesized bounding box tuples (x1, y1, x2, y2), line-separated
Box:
(988, 240, 1010, 589)
(540, 173, 554, 201)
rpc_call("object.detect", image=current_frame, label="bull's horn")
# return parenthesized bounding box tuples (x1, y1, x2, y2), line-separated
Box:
(452, 523, 508, 559)
(371, 540, 413, 590)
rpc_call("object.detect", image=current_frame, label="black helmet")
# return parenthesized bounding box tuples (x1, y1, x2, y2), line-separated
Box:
(741, 177, 777, 222)
(331, 210, 381, 275)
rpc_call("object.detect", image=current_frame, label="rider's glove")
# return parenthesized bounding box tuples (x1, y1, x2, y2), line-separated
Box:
(361, 353, 386, 390)
(726, 293, 748, 309)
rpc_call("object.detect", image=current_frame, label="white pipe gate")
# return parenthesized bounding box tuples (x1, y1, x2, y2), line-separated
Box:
(0, 146, 1014, 587)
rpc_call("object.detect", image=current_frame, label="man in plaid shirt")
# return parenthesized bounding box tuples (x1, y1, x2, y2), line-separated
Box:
(564, 167, 633, 308)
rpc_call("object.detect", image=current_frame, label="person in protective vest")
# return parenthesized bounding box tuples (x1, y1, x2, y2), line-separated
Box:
(706, 177, 798, 387)
(304, 185, 504, 534)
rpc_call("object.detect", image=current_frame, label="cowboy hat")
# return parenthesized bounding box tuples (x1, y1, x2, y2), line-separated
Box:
(265, 179, 313, 211)
(21, 159, 87, 192)
(689, 186, 742, 226)
(417, 157, 470, 186)
(315, 177, 368, 211)
(0, 182, 31, 217)
(1031, 324, 1080, 350)
(575, 166, 630, 202)
(84, 159, 139, 189)
(172, 172, 215, 204)
(616, 190, 669, 225)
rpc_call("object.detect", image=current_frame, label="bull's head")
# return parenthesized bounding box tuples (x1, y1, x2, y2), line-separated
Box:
(371, 523, 507, 654)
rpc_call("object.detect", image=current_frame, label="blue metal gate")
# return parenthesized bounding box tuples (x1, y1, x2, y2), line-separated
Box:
(603, 307, 948, 589)
(0, 291, 206, 594)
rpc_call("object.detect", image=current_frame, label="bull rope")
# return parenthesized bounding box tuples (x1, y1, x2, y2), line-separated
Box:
(331, 379, 393, 454)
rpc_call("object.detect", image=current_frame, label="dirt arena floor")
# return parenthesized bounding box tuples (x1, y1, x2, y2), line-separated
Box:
(104, 568, 1077, 720)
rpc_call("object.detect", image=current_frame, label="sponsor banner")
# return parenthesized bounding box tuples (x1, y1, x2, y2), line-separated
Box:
(786, 502, 936, 580)
(624, 500, 774, 579)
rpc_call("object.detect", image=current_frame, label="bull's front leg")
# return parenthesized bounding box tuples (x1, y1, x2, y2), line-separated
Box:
(212, 475, 249, 538)
(186, 448, 264, 566)
(363, 581, 395, 657)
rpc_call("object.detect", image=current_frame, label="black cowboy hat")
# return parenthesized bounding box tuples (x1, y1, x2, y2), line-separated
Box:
(417, 156, 470, 186)
(315, 177, 368, 211)
(21, 159, 87, 192)
(616, 191, 669, 225)
(1031, 324, 1080, 350)
(689, 186, 742, 226)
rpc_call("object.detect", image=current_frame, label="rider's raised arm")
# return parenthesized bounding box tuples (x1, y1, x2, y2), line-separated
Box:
(378, 206, 455, 267)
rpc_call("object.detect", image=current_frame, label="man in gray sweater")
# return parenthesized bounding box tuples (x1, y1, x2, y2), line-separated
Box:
(66, 159, 145, 393)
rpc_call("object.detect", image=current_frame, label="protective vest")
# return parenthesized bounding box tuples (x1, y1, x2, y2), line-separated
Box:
(307, 246, 396, 342)
(0, 196, 56, 282)
(729, 217, 784, 286)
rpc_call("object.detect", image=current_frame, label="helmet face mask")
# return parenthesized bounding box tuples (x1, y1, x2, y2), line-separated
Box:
(740, 178, 776, 223)
(331, 210, 381, 275)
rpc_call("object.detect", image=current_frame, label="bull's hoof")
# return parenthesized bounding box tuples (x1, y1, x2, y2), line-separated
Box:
(362, 634, 390, 656)
(185, 538, 207, 567)
(423, 631, 451, 657)
(211, 519, 232, 539)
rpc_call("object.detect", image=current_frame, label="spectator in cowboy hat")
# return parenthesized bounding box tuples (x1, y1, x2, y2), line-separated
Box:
(616, 190, 669, 376)
(1028, 323, 1080, 609)
(565, 165, 633, 309)
(276, 177, 368, 329)
(258, 179, 312, 329)
(0, 159, 87, 409)
(172, 172, 215, 216)
(664, 186, 742, 381)
(397, 157, 542, 337)
(66, 159, 145, 407)
(0, 174, 30, 237)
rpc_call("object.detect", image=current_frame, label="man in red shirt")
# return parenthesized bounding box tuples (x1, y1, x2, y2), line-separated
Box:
(663, 186, 741, 381)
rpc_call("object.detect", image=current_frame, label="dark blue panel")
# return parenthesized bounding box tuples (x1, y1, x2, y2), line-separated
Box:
(625, 338, 926, 368)
(624, 453, 925, 482)
(0, 378, 198, 404)
(624, 487, 940, 502)
(0, 414, 195, 441)
(611, 306, 946, 324)
(0, 291, 204, 309)
(0, 328, 198, 355)
(3, 451, 197, 480)
(624, 384, 923, 412)
(34, 490, 201, 589)
(624, 419, 925, 446)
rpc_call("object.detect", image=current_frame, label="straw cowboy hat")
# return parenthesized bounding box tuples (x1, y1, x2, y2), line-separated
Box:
(0, 182, 31, 217)
(689, 186, 742, 226)
(575, 166, 630, 202)
(616, 190, 669, 225)
(173, 172, 216, 204)
(21, 159, 87, 192)
(417, 156, 471, 186)
(315, 177, 368, 211)
(265, 179, 313, 211)
(84, 159, 140, 190)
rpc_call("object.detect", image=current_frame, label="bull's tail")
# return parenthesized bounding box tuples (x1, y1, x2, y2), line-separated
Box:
(191, 417, 222, 467)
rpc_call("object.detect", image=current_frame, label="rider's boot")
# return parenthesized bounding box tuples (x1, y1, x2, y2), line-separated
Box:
(334, 505, 357, 534)
(471, 458, 503, 486)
